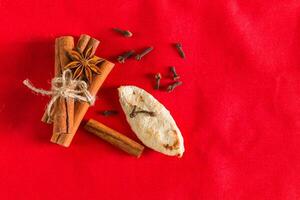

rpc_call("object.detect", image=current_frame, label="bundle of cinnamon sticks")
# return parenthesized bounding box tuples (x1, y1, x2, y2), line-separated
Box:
(42, 34, 114, 147)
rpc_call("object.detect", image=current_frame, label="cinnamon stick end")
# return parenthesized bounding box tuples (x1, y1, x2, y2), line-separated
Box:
(50, 133, 73, 147)
(77, 34, 91, 53)
(58, 36, 74, 41)
(135, 147, 144, 158)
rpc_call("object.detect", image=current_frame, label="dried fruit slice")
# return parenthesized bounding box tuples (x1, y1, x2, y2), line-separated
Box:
(118, 85, 184, 157)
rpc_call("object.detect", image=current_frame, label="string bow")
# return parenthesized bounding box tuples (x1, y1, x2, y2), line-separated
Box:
(23, 69, 95, 116)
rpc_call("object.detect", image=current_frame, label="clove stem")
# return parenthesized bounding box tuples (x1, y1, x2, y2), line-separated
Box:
(135, 46, 154, 61)
(130, 105, 156, 118)
(175, 43, 185, 59)
(167, 81, 182, 92)
(113, 28, 133, 37)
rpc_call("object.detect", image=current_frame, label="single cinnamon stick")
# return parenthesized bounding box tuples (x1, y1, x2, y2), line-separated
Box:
(41, 38, 60, 123)
(76, 34, 91, 53)
(41, 36, 74, 123)
(85, 37, 100, 56)
(74, 35, 101, 114)
(51, 96, 74, 145)
(49, 36, 75, 146)
(84, 119, 144, 157)
(66, 59, 114, 147)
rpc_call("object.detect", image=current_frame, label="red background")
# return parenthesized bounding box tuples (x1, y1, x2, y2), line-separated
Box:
(0, 0, 299, 199)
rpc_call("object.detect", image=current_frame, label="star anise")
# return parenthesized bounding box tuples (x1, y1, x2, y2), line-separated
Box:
(64, 47, 104, 83)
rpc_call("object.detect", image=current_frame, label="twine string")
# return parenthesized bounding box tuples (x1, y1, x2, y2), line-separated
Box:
(23, 69, 95, 116)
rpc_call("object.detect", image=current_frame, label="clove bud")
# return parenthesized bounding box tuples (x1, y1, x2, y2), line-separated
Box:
(135, 46, 154, 61)
(113, 28, 133, 37)
(167, 81, 182, 92)
(130, 105, 156, 118)
(155, 73, 162, 90)
(117, 50, 135, 63)
(174, 43, 185, 59)
(101, 110, 119, 116)
(170, 66, 180, 80)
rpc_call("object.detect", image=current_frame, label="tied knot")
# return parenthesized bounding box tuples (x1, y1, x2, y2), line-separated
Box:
(23, 69, 95, 116)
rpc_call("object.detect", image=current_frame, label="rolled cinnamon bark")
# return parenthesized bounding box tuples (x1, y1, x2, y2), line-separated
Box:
(76, 34, 91, 53)
(77, 34, 100, 57)
(64, 59, 114, 147)
(59, 34, 114, 147)
(74, 35, 100, 112)
(84, 119, 144, 157)
(41, 37, 74, 123)
(41, 34, 114, 147)
(49, 36, 75, 146)
(41, 38, 60, 124)
(86, 37, 100, 56)
(41, 34, 98, 123)
(51, 96, 74, 145)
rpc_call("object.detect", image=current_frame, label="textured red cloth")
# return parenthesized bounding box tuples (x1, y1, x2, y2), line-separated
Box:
(0, 0, 299, 199)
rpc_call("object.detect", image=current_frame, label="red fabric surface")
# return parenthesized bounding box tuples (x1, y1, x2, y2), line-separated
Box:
(0, 0, 299, 199)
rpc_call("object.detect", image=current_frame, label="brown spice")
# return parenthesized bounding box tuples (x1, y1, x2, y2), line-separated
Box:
(50, 36, 75, 146)
(167, 81, 182, 92)
(174, 43, 185, 59)
(113, 28, 133, 37)
(170, 66, 180, 80)
(135, 46, 154, 61)
(101, 110, 119, 116)
(84, 119, 144, 157)
(64, 48, 104, 83)
(69, 35, 115, 147)
(42, 34, 115, 148)
(117, 50, 135, 63)
(154, 73, 162, 90)
(129, 105, 156, 118)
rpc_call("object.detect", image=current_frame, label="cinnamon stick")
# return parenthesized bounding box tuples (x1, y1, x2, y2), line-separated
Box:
(58, 34, 114, 147)
(84, 119, 144, 157)
(74, 35, 100, 114)
(85, 37, 100, 56)
(41, 38, 60, 124)
(41, 34, 98, 123)
(76, 34, 91, 53)
(41, 36, 74, 123)
(76, 34, 100, 56)
(67, 59, 114, 147)
(49, 36, 75, 146)
(51, 96, 74, 145)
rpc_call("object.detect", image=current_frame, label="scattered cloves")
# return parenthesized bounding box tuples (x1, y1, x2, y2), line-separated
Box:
(167, 81, 182, 92)
(135, 46, 154, 61)
(113, 28, 133, 37)
(101, 110, 119, 116)
(170, 66, 180, 80)
(174, 43, 185, 59)
(117, 50, 135, 63)
(130, 105, 156, 118)
(155, 73, 162, 90)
